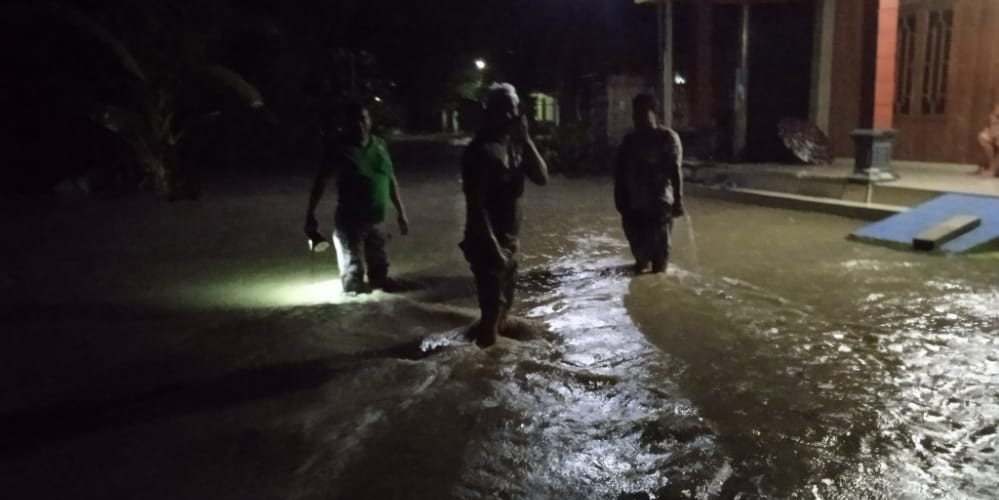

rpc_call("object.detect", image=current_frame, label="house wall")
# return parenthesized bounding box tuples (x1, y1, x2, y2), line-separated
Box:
(745, 1, 816, 162)
(968, 0, 999, 150)
(893, 0, 973, 163)
(828, 0, 865, 159)
(830, 0, 999, 164)
(874, 0, 899, 128)
(605, 75, 655, 149)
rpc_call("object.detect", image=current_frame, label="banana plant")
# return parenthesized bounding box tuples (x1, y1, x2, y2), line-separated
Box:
(50, 2, 265, 199)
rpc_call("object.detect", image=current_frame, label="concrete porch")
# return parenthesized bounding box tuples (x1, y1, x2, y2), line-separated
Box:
(685, 160, 999, 221)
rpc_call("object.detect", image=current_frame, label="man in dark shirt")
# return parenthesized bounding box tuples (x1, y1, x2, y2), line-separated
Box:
(305, 101, 409, 294)
(615, 94, 684, 274)
(460, 83, 548, 347)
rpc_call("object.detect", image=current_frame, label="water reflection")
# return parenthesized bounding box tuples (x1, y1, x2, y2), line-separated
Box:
(278, 179, 999, 498)
(487, 181, 998, 498)
(8, 174, 997, 499)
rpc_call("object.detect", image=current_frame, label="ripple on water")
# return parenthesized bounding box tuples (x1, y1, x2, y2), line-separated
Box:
(324, 193, 999, 499)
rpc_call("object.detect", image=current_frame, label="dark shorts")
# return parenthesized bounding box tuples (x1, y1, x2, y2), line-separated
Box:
(621, 209, 673, 270)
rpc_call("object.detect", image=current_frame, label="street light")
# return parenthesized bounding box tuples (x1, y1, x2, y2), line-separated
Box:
(474, 58, 486, 71)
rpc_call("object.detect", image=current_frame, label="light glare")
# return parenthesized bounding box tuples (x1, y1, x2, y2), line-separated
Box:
(294, 279, 344, 304)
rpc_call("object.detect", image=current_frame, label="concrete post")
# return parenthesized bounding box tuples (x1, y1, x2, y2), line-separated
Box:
(733, 3, 750, 160)
(692, 2, 714, 160)
(810, 0, 836, 134)
(850, 0, 900, 183)
(693, 2, 713, 128)
(659, 0, 674, 129)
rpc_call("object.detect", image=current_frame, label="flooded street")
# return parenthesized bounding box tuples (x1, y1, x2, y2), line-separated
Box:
(1, 168, 997, 499)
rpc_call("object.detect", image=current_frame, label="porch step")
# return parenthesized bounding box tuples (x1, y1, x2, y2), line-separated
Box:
(687, 184, 906, 221)
(912, 215, 981, 251)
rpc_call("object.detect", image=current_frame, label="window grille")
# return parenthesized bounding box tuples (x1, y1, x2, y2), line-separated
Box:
(921, 8, 953, 115)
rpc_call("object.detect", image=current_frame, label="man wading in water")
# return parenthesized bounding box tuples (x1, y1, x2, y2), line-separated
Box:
(460, 83, 548, 347)
(615, 94, 684, 274)
(305, 101, 410, 295)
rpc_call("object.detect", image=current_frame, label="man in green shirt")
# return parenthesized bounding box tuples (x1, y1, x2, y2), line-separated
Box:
(305, 101, 409, 294)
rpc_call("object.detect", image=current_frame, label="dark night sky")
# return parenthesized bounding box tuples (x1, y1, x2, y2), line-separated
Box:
(273, 0, 661, 107)
(0, 0, 660, 187)
(362, 0, 659, 87)
(4, 0, 659, 109)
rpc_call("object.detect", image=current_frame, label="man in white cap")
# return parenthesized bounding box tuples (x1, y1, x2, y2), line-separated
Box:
(459, 83, 548, 347)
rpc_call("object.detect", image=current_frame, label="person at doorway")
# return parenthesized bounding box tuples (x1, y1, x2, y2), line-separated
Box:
(976, 103, 999, 177)
(305, 100, 409, 294)
(615, 93, 685, 274)
(460, 83, 548, 347)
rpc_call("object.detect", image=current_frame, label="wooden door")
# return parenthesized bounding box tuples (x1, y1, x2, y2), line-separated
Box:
(892, 0, 974, 163)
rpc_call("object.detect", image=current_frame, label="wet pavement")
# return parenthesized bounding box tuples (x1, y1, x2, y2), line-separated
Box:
(0, 170, 996, 499)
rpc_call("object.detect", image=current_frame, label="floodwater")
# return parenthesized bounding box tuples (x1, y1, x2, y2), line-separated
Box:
(1, 167, 997, 499)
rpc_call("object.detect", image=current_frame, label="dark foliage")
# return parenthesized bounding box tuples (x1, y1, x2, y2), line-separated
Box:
(1, 0, 656, 193)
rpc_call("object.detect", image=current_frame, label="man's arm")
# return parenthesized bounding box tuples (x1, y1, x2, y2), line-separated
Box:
(614, 136, 629, 214)
(389, 175, 409, 235)
(665, 129, 684, 215)
(516, 116, 548, 185)
(305, 149, 336, 233)
(463, 148, 506, 265)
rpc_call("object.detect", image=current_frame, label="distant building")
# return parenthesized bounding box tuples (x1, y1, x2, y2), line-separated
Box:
(641, 0, 996, 168)
(829, 0, 997, 165)
(529, 92, 559, 125)
(544, 74, 658, 161)
(590, 75, 656, 153)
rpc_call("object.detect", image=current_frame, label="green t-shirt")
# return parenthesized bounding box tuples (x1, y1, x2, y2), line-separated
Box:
(336, 136, 394, 223)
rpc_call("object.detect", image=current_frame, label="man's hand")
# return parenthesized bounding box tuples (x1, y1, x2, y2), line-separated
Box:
(512, 114, 530, 143)
(671, 203, 686, 217)
(492, 247, 512, 272)
(397, 213, 410, 236)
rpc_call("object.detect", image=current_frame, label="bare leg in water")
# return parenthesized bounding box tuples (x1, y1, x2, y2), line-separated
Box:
(476, 298, 501, 348)
(976, 129, 997, 176)
(470, 259, 517, 347)
(497, 263, 516, 335)
(469, 264, 506, 348)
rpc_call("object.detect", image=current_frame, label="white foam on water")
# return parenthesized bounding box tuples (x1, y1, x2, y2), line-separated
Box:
(683, 213, 700, 270)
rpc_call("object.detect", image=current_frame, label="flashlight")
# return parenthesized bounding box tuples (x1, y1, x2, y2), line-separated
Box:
(307, 231, 330, 276)
(307, 231, 330, 253)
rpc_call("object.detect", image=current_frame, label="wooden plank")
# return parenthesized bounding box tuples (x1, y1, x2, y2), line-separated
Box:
(913, 214, 981, 251)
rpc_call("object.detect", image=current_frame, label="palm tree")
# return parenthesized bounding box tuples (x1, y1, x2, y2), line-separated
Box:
(48, 2, 266, 199)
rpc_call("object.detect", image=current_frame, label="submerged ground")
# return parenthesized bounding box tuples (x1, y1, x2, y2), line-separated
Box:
(1, 165, 997, 499)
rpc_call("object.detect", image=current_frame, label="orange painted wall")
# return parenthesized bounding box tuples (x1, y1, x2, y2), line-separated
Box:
(828, 0, 864, 158)
(831, 0, 999, 164)
(873, 0, 898, 128)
